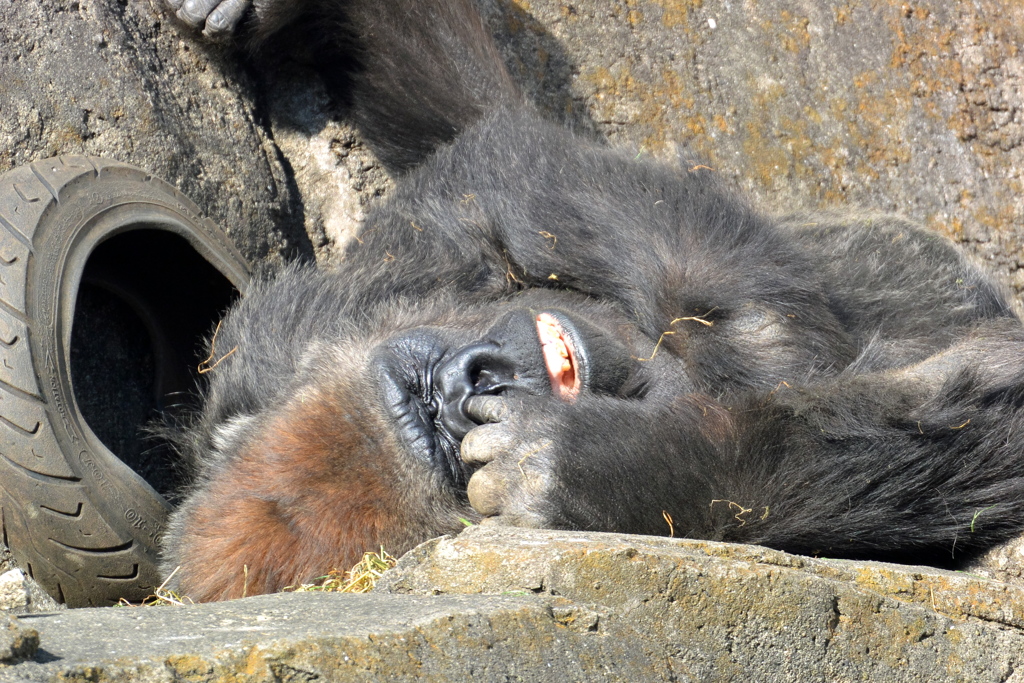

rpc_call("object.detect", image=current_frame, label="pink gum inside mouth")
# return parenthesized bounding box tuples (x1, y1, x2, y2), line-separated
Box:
(536, 312, 580, 401)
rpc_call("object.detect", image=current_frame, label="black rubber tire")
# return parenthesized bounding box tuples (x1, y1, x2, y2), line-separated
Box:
(0, 156, 249, 606)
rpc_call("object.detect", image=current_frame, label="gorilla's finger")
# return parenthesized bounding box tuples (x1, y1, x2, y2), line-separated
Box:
(165, 0, 185, 11)
(464, 395, 508, 424)
(467, 465, 505, 517)
(204, 0, 251, 36)
(460, 423, 515, 465)
(177, 0, 222, 27)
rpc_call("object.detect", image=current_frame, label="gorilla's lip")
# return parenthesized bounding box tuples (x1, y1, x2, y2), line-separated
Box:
(532, 308, 638, 399)
(375, 341, 469, 490)
(536, 312, 581, 401)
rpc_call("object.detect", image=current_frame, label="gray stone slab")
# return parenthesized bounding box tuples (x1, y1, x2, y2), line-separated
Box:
(4, 528, 1024, 682)
(0, 591, 657, 682)
(377, 526, 1024, 682)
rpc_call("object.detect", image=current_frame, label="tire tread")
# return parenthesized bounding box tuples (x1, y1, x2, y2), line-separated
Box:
(0, 156, 249, 606)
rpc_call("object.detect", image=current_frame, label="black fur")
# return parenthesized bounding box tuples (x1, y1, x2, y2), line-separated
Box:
(162, 0, 1024, 600)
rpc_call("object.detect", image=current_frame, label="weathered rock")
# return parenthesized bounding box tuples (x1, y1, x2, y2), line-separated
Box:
(0, 549, 12, 578)
(0, 591, 656, 682)
(0, 553, 64, 614)
(0, 615, 38, 666)
(3, 527, 1024, 681)
(380, 526, 1024, 682)
(0, 0, 306, 263)
(0, 571, 62, 616)
(255, 60, 393, 262)
(966, 535, 1024, 586)
(0, 573, 31, 616)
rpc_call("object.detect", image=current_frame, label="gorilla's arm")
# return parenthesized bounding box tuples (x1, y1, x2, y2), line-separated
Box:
(459, 392, 726, 539)
(172, 0, 520, 171)
(168, 0, 859, 392)
(465, 320, 1024, 565)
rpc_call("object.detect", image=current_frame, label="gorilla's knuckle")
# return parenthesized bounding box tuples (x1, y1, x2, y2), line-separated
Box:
(460, 423, 512, 465)
(466, 466, 506, 517)
(175, 8, 204, 27)
(203, 16, 229, 35)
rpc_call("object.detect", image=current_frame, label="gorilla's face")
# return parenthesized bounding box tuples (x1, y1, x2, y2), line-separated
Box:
(373, 302, 646, 494)
(165, 291, 683, 601)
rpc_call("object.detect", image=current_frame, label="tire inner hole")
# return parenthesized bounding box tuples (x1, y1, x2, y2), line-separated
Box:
(69, 229, 239, 499)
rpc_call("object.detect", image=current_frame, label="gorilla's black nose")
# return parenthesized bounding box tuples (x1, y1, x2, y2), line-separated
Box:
(435, 342, 506, 441)
(435, 310, 552, 441)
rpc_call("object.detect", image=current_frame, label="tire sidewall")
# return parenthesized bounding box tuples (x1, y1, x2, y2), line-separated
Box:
(29, 171, 239, 574)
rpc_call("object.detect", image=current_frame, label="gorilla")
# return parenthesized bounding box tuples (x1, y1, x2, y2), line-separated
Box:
(161, 0, 1024, 601)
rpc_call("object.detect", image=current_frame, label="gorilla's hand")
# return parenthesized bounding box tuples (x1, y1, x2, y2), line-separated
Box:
(460, 392, 731, 538)
(461, 395, 561, 528)
(165, 0, 255, 37)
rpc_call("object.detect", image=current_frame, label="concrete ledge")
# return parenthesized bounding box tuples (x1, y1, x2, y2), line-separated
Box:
(0, 592, 655, 682)
(382, 527, 1024, 681)
(3, 527, 1024, 682)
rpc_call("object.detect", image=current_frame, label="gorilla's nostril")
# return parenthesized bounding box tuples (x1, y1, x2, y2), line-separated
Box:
(436, 310, 561, 442)
(436, 342, 506, 442)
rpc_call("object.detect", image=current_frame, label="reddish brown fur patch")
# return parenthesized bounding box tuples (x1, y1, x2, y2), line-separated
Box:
(171, 385, 422, 602)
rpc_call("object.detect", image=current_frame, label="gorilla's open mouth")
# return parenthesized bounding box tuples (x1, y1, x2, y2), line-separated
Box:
(536, 312, 581, 401)
(534, 309, 638, 404)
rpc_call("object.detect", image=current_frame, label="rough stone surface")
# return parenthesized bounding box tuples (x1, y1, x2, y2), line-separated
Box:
(0, 0, 306, 263)
(966, 535, 1024, 586)
(255, 61, 393, 263)
(4, 527, 1024, 681)
(379, 526, 1024, 682)
(0, 591, 655, 682)
(0, 573, 30, 616)
(0, 571, 62, 617)
(0, 615, 38, 666)
(0, 549, 12, 577)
